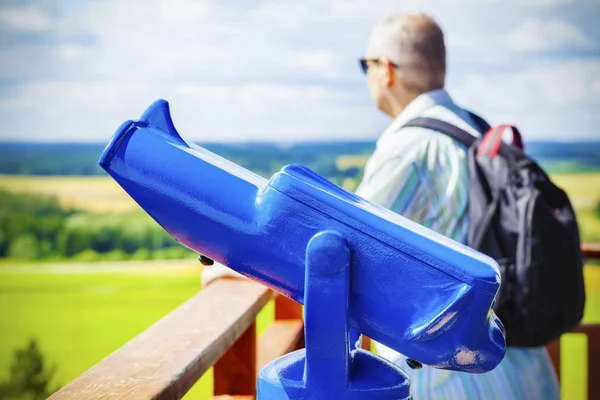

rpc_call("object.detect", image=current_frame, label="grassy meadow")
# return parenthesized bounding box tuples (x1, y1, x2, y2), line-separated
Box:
(551, 173, 600, 243)
(0, 170, 599, 399)
(0, 259, 275, 399)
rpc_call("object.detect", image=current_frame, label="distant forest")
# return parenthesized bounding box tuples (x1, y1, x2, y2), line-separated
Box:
(0, 189, 192, 261)
(0, 142, 375, 180)
(1, 140, 599, 262)
(1, 140, 600, 178)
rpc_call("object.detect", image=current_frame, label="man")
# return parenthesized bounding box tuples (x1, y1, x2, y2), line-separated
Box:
(355, 12, 560, 399)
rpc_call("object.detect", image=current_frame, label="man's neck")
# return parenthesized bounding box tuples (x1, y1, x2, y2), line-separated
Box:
(388, 89, 421, 118)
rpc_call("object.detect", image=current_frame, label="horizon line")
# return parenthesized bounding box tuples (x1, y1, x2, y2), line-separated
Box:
(2, 138, 600, 146)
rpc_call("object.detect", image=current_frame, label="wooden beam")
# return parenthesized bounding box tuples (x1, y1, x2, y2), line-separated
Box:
(546, 338, 561, 383)
(274, 294, 303, 320)
(214, 322, 257, 396)
(585, 326, 600, 400)
(573, 324, 600, 400)
(210, 320, 303, 400)
(361, 335, 372, 352)
(48, 279, 273, 400)
(257, 320, 304, 371)
(547, 324, 600, 397)
(582, 242, 600, 260)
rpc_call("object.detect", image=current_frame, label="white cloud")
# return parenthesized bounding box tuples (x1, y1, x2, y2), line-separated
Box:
(0, 5, 53, 31)
(0, 80, 381, 142)
(58, 44, 87, 61)
(454, 61, 600, 109)
(531, 0, 577, 5)
(0, 0, 598, 142)
(483, 0, 577, 5)
(506, 18, 593, 52)
(158, 0, 211, 23)
(41, 0, 345, 83)
(450, 60, 600, 140)
(297, 49, 340, 78)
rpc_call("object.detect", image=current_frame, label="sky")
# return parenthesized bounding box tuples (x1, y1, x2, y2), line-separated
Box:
(0, 0, 599, 143)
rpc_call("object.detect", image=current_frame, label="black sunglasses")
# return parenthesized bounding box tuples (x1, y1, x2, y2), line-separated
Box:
(359, 58, 399, 75)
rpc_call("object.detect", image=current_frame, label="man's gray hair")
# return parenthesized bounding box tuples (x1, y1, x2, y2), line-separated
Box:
(367, 12, 446, 93)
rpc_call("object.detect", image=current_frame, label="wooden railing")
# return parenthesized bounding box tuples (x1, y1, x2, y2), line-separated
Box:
(546, 242, 600, 400)
(48, 279, 304, 400)
(49, 244, 600, 400)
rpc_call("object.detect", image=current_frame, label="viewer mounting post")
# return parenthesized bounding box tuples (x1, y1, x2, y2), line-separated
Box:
(257, 230, 411, 399)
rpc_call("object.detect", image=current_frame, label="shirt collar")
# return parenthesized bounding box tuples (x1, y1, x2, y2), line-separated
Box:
(377, 88, 454, 146)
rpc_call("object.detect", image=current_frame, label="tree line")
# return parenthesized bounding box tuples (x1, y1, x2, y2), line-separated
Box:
(0, 190, 193, 261)
(0, 142, 373, 178)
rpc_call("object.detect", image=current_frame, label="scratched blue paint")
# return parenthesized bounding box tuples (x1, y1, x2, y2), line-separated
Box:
(99, 100, 506, 376)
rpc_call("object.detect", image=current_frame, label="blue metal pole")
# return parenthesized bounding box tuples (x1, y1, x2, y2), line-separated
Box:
(257, 230, 412, 399)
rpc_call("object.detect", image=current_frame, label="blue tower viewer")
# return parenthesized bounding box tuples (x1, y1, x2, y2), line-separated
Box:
(99, 99, 506, 398)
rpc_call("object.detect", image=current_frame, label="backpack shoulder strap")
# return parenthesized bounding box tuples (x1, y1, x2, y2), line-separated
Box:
(402, 117, 479, 148)
(466, 111, 491, 133)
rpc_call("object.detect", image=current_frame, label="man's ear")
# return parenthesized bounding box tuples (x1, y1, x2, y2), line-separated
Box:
(384, 59, 395, 88)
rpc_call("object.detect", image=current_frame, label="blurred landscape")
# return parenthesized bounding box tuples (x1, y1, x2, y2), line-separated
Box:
(0, 140, 599, 399)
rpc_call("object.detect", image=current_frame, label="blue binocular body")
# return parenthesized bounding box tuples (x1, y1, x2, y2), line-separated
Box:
(99, 99, 505, 373)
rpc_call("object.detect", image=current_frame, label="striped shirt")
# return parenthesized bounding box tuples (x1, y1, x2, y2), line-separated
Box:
(355, 89, 560, 400)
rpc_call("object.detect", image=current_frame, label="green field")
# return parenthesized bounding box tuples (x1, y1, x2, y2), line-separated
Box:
(0, 260, 598, 399)
(0, 260, 204, 397)
(551, 173, 600, 243)
(0, 259, 277, 399)
(1, 172, 599, 399)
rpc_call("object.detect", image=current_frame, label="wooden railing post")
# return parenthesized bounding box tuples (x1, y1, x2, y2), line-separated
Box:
(576, 324, 600, 400)
(212, 293, 305, 400)
(588, 327, 600, 400)
(213, 322, 257, 396)
(275, 294, 303, 321)
(361, 335, 372, 351)
(273, 295, 305, 350)
(546, 244, 600, 398)
(546, 338, 561, 383)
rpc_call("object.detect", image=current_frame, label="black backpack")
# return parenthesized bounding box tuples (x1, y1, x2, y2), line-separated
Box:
(403, 115, 585, 347)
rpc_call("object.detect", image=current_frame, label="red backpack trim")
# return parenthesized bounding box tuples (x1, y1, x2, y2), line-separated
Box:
(478, 125, 524, 158)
